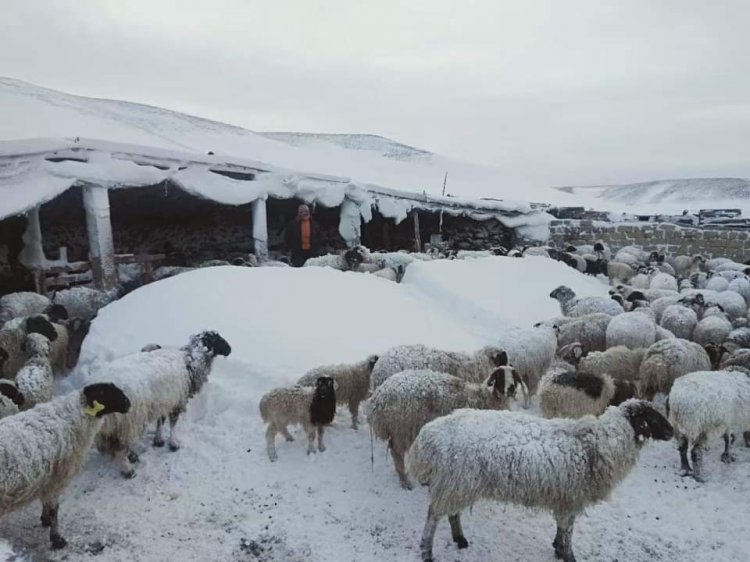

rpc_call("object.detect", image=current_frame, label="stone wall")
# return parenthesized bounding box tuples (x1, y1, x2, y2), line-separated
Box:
(549, 220, 750, 260)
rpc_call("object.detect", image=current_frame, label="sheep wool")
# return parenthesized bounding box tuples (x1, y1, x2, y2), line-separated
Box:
(497, 323, 559, 400)
(52, 286, 116, 321)
(0, 292, 51, 324)
(577, 346, 646, 382)
(693, 315, 732, 347)
(650, 272, 678, 292)
(605, 310, 657, 349)
(549, 285, 623, 318)
(407, 401, 673, 562)
(557, 313, 612, 354)
(639, 338, 711, 400)
(669, 370, 750, 481)
(367, 368, 518, 489)
(15, 333, 54, 409)
(297, 355, 378, 429)
(0, 379, 23, 419)
(660, 305, 698, 340)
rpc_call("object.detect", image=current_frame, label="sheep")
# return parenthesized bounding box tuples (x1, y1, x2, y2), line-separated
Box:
(498, 323, 559, 400)
(725, 327, 750, 349)
(673, 255, 707, 277)
(259, 376, 336, 462)
(15, 333, 54, 409)
(728, 277, 750, 306)
(629, 268, 651, 290)
(638, 338, 712, 400)
(0, 383, 131, 548)
(650, 294, 688, 322)
(649, 272, 679, 292)
(660, 304, 699, 340)
(556, 313, 612, 354)
(0, 379, 24, 419)
(605, 310, 657, 349)
(693, 310, 732, 347)
(539, 355, 637, 419)
(51, 286, 117, 321)
(613, 248, 643, 268)
(367, 265, 406, 283)
(707, 257, 734, 270)
(369, 345, 509, 392)
(304, 246, 371, 271)
(0, 292, 52, 325)
(706, 276, 729, 292)
(549, 285, 623, 317)
(709, 290, 748, 320)
(606, 261, 634, 284)
(84, 331, 231, 477)
(368, 366, 522, 489)
(407, 400, 673, 562)
(668, 370, 750, 481)
(719, 347, 750, 371)
(297, 355, 378, 429)
(0, 315, 59, 378)
(577, 346, 646, 382)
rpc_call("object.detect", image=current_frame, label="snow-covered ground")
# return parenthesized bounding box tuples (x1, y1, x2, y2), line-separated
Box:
(1, 258, 748, 562)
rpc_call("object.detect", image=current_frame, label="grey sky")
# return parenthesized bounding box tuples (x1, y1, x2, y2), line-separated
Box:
(2, 0, 749, 188)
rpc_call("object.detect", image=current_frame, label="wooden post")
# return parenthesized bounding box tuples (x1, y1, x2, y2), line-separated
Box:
(83, 185, 117, 290)
(413, 209, 421, 252)
(251, 198, 269, 261)
(18, 206, 47, 294)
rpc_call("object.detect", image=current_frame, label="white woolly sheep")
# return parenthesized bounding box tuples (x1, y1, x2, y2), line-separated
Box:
(407, 401, 673, 562)
(0, 292, 51, 325)
(51, 286, 117, 321)
(557, 313, 612, 354)
(607, 261, 634, 285)
(259, 376, 337, 461)
(709, 290, 748, 320)
(370, 345, 510, 391)
(706, 276, 730, 292)
(649, 272, 678, 292)
(304, 246, 371, 271)
(728, 277, 750, 306)
(0, 379, 24, 419)
(84, 331, 231, 477)
(297, 355, 378, 429)
(660, 304, 699, 340)
(726, 327, 750, 349)
(577, 346, 646, 382)
(719, 347, 750, 371)
(549, 285, 623, 318)
(0, 315, 60, 378)
(15, 333, 54, 409)
(613, 249, 642, 268)
(605, 310, 657, 349)
(693, 311, 732, 347)
(638, 338, 712, 400)
(668, 370, 750, 481)
(650, 294, 687, 323)
(498, 323, 559, 401)
(0, 383, 130, 548)
(368, 366, 522, 489)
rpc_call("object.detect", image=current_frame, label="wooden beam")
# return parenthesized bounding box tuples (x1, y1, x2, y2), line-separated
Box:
(251, 198, 269, 261)
(413, 209, 421, 252)
(83, 186, 117, 290)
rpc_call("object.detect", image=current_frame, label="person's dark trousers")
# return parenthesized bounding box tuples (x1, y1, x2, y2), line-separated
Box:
(291, 250, 314, 267)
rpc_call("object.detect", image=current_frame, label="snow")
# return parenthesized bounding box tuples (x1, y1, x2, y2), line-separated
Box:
(1, 258, 748, 561)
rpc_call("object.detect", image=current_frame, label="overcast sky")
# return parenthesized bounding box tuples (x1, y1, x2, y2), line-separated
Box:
(2, 0, 749, 187)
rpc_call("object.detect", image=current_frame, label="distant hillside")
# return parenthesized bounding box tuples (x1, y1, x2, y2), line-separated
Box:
(259, 133, 432, 162)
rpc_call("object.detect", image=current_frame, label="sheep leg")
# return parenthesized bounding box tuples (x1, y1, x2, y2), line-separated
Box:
(281, 427, 295, 442)
(553, 513, 576, 562)
(389, 442, 413, 490)
(317, 425, 326, 452)
(677, 435, 692, 476)
(744, 431, 750, 448)
(265, 425, 278, 462)
(167, 409, 182, 452)
(305, 424, 317, 455)
(448, 513, 468, 549)
(42, 499, 66, 549)
(690, 442, 706, 482)
(153, 416, 166, 447)
(112, 442, 136, 478)
(721, 433, 736, 463)
(127, 449, 140, 464)
(419, 504, 440, 562)
(348, 399, 360, 430)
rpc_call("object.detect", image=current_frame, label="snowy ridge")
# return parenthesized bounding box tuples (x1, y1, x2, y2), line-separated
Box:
(259, 133, 433, 162)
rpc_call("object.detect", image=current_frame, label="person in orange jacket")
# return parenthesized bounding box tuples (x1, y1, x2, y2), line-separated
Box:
(284, 204, 320, 267)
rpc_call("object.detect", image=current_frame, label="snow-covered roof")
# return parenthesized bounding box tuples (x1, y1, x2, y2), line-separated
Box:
(0, 78, 551, 230)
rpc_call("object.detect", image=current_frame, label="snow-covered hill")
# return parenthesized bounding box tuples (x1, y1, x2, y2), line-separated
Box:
(259, 133, 432, 162)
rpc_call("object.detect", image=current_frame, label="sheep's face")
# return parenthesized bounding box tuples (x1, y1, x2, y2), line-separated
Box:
(704, 343, 725, 370)
(344, 248, 366, 269)
(314, 376, 337, 399)
(25, 316, 58, 342)
(611, 294, 624, 306)
(82, 383, 131, 417)
(594, 242, 605, 253)
(626, 291, 646, 304)
(22, 333, 52, 358)
(367, 355, 379, 372)
(487, 349, 508, 367)
(610, 380, 638, 407)
(44, 304, 69, 323)
(0, 381, 24, 408)
(199, 331, 232, 357)
(549, 286, 574, 303)
(560, 343, 585, 366)
(486, 366, 525, 400)
(621, 400, 674, 443)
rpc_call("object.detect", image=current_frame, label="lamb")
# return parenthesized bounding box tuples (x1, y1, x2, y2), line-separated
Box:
(605, 310, 657, 349)
(693, 310, 732, 347)
(84, 331, 231, 477)
(368, 365, 522, 489)
(660, 304, 699, 340)
(549, 285, 623, 317)
(0, 383, 131, 548)
(0, 315, 59, 378)
(15, 333, 54, 409)
(0, 379, 24, 419)
(638, 338, 712, 400)
(0, 292, 51, 325)
(577, 346, 646, 382)
(297, 354, 378, 429)
(668, 370, 750, 481)
(369, 345, 509, 391)
(556, 313, 612, 353)
(51, 286, 117, 321)
(259, 376, 336, 461)
(407, 401, 673, 562)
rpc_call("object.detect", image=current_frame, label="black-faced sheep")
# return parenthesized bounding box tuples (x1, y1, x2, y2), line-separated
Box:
(0, 383, 131, 548)
(407, 401, 673, 562)
(0, 379, 24, 419)
(0, 315, 59, 378)
(297, 355, 378, 429)
(259, 376, 337, 461)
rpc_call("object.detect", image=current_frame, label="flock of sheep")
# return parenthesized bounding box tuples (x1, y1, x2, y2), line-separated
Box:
(1, 240, 750, 562)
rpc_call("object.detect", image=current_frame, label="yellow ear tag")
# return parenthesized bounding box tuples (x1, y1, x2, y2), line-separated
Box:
(84, 400, 105, 417)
